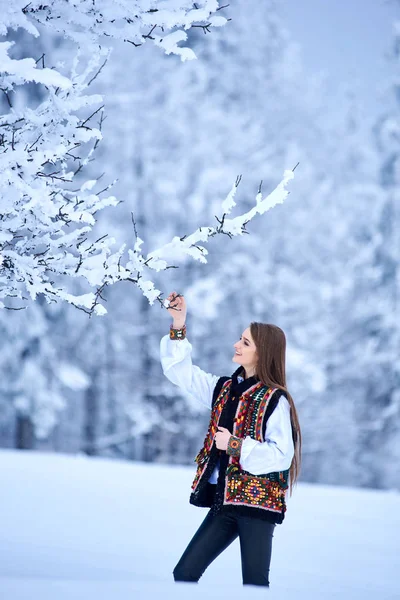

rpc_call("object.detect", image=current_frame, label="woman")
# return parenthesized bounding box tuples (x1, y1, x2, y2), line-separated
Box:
(160, 291, 301, 587)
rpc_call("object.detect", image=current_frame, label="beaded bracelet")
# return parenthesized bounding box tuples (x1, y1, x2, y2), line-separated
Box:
(170, 324, 187, 341)
(226, 435, 243, 457)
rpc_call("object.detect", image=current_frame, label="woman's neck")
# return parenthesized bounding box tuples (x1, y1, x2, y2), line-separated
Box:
(243, 367, 256, 380)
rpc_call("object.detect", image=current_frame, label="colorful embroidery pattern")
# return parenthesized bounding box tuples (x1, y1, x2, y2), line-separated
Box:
(225, 464, 287, 513)
(234, 384, 272, 443)
(227, 435, 242, 457)
(191, 380, 231, 492)
(169, 324, 187, 340)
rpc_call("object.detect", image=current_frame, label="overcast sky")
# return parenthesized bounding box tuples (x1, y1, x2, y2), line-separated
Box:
(283, 0, 397, 118)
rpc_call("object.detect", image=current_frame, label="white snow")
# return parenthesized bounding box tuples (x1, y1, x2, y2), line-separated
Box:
(0, 450, 398, 600)
(155, 31, 196, 62)
(57, 362, 90, 391)
(0, 42, 71, 88)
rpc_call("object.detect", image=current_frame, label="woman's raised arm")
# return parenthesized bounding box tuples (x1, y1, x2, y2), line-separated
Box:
(160, 291, 220, 410)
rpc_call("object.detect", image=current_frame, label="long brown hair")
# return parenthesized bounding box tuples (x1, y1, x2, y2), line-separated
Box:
(250, 322, 301, 494)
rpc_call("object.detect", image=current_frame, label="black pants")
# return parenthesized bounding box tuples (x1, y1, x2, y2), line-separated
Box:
(173, 509, 275, 587)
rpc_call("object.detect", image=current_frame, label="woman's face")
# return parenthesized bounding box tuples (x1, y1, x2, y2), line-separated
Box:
(232, 327, 258, 375)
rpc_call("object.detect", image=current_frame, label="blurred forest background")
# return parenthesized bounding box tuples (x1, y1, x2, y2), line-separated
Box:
(1, 0, 399, 491)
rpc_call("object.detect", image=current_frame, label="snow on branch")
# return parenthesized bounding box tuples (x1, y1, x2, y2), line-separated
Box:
(0, 46, 123, 315)
(0, 48, 295, 319)
(0, 0, 295, 316)
(0, 41, 71, 88)
(2, 0, 228, 61)
(125, 168, 296, 310)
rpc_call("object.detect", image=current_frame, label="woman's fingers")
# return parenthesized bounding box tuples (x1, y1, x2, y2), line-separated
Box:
(169, 292, 183, 307)
(166, 291, 182, 312)
(166, 291, 185, 314)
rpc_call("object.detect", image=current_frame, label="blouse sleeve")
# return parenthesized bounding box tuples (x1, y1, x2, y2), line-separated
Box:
(160, 334, 220, 410)
(239, 395, 294, 475)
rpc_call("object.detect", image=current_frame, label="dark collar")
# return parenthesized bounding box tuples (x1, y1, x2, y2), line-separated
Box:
(230, 365, 259, 396)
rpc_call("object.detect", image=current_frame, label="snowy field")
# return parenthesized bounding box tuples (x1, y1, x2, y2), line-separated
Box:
(0, 450, 399, 600)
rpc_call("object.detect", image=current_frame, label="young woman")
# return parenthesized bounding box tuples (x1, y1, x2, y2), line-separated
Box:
(160, 291, 301, 587)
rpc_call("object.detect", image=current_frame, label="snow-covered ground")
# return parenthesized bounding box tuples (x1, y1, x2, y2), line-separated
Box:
(0, 450, 399, 600)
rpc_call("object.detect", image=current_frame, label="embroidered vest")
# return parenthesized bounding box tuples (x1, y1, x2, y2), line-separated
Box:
(190, 379, 290, 521)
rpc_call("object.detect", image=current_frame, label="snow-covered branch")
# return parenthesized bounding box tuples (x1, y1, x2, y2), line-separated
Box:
(125, 168, 296, 309)
(0, 44, 123, 314)
(0, 0, 231, 314)
(2, 0, 228, 61)
(0, 0, 296, 316)
(0, 40, 295, 320)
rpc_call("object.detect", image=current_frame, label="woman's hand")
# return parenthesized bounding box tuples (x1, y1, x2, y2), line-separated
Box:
(215, 427, 232, 451)
(166, 291, 187, 327)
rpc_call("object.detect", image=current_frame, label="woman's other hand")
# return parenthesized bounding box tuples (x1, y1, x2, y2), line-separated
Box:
(215, 427, 232, 451)
(166, 291, 187, 328)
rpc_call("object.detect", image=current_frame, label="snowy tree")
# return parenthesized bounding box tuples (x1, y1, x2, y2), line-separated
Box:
(0, 299, 90, 449)
(0, 0, 298, 448)
(336, 23, 400, 489)
(282, 77, 400, 489)
(295, 18, 400, 490)
(0, 0, 238, 313)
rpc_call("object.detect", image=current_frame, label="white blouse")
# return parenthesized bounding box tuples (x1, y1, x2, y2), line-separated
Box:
(160, 335, 294, 480)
